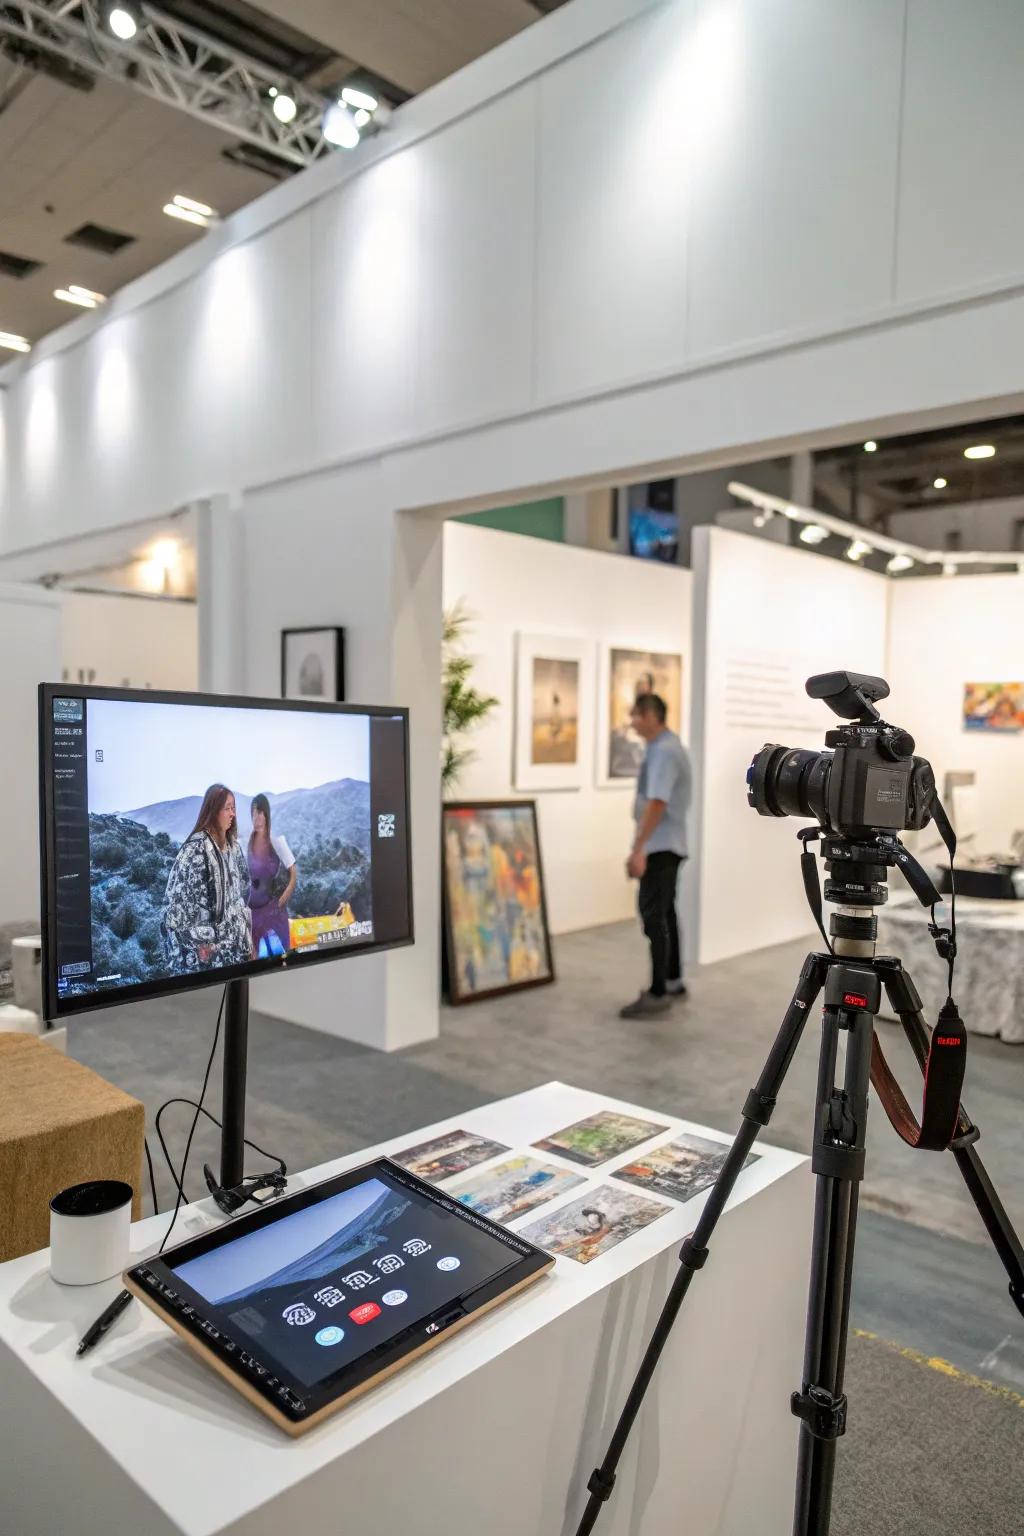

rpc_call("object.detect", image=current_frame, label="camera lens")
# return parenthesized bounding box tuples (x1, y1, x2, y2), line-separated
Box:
(747, 744, 831, 820)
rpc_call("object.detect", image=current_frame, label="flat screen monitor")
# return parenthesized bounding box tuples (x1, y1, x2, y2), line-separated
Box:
(39, 685, 413, 1018)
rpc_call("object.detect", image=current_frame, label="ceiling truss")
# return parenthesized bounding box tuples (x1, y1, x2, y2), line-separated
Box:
(0, 0, 332, 167)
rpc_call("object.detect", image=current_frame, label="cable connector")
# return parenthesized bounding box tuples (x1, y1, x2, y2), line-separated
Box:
(587, 1467, 616, 1503)
(790, 1384, 848, 1440)
(927, 921, 956, 962)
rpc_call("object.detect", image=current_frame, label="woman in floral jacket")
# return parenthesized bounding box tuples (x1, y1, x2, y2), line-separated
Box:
(162, 783, 252, 973)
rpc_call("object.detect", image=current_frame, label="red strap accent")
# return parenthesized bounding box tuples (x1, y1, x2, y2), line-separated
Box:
(870, 1006, 967, 1151)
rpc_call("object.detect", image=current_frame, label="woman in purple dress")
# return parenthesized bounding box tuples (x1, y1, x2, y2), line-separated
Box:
(247, 794, 298, 959)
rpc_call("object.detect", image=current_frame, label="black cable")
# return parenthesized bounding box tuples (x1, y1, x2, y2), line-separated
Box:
(143, 1136, 160, 1217)
(154, 1097, 284, 1200)
(157, 986, 226, 1256)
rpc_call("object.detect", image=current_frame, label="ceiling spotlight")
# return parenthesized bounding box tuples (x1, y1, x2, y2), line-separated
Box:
(886, 553, 914, 574)
(933, 476, 947, 490)
(798, 523, 829, 545)
(106, 5, 138, 41)
(353, 108, 371, 129)
(341, 85, 378, 113)
(783, 504, 800, 519)
(863, 440, 877, 453)
(323, 102, 360, 149)
(54, 284, 106, 308)
(752, 513, 766, 529)
(0, 330, 31, 353)
(964, 444, 995, 460)
(942, 560, 956, 576)
(272, 91, 297, 124)
(846, 538, 871, 562)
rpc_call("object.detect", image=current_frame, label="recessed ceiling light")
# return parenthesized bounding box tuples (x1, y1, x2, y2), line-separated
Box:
(933, 477, 947, 490)
(886, 553, 914, 574)
(846, 538, 871, 561)
(54, 284, 106, 308)
(964, 444, 995, 460)
(323, 102, 360, 149)
(341, 85, 378, 112)
(0, 330, 31, 353)
(863, 440, 877, 453)
(798, 524, 829, 545)
(272, 92, 297, 124)
(172, 193, 216, 218)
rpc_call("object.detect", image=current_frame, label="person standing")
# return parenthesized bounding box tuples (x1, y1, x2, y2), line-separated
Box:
(620, 693, 692, 1018)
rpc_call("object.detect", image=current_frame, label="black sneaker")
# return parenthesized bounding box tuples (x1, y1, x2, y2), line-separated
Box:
(619, 991, 672, 1019)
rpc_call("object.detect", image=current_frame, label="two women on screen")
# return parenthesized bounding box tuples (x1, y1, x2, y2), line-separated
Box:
(162, 784, 253, 972)
(247, 793, 297, 959)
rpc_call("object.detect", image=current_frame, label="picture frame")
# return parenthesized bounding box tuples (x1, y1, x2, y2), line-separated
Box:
(596, 645, 683, 787)
(281, 627, 345, 702)
(513, 632, 590, 792)
(441, 800, 555, 1006)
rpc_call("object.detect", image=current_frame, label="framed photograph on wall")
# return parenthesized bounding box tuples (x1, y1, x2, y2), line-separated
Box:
(281, 627, 345, 702)
(597, 645, 683, 786)
(442, 800, 555, 1006)
(514, 632, 590, 791)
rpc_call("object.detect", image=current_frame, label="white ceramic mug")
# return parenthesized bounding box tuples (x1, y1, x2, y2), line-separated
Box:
(49, 1180, 133, 1286)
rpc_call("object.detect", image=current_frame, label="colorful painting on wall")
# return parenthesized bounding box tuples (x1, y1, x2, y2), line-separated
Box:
(442, 801, 554, 1005)
(962, 682, 1024, 732)
(601, 647, 683, 782)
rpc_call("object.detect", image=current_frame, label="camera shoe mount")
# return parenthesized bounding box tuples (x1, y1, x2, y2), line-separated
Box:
(575, 839, 1024, 1536)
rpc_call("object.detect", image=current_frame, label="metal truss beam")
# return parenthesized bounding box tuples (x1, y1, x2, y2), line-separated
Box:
(0, 0, 331, 168)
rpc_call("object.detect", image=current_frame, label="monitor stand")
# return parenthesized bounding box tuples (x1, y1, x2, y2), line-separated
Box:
(219, 977, 249, 1192)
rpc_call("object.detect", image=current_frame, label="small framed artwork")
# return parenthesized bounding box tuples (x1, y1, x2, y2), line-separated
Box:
(281, 627, 345, 702)
(962, 682, 1024, 733)
(514, 632, 590, 791)
(596, 645, 683, 786)
(442, 800, 555, 1006)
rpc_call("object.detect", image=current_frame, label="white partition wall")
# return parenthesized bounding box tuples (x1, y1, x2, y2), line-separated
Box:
(691, 527, 888, 966)
(443, 522, 692, 934)
(0, 585, 61, 926)
(886, 573, 1024, 853)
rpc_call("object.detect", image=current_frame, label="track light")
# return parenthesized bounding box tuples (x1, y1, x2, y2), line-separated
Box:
(942, 561, 956, 576)
(271, 91, 297, 124)
(323, 102, 360, 149)
(341, 85, 378, 112)
(886, 553, 914, 574)
(963, 444, 995, 460)
(54, 284, 106, 309)
(752, 513, 766, 529)
(846, 539, 871, 562)
(106, 5, 138, 40)
(863, 440, 877, 453)
(933, 477, 947, 490)
(353, 108, 371, 128)
(798, 524, 829, 545)
(163, 193, 218, 228)
(0, 330, 31, 353)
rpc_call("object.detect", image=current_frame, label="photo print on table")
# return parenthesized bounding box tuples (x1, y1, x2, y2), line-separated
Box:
(612, 1133, 760, 1205)
(533, 1109, 669, 1168)
(390, 1128, 511, 1184)
(519, 1184, 669, 1265)
(450, 1155, 586, 1225)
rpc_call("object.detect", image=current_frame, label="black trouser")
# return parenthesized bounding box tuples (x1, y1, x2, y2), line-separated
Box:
(638, 851, 684, 996)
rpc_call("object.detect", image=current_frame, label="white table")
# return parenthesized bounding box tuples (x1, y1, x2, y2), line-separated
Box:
(0, 1082, 811, 1536)
(876, 894, 1024, 1042)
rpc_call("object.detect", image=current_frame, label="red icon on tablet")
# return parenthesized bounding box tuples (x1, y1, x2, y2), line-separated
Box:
(349, 1302, 382, 1325)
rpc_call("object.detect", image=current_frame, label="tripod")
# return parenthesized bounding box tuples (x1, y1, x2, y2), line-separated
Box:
(576, 883, 1024, 1535)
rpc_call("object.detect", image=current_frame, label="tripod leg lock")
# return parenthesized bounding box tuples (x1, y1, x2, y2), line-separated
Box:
(587, 1467, 616, 1503)
(679, 1237, 709, 1270)
(742, 1088, 777, 1126)
(790, 1384, 848, 1440)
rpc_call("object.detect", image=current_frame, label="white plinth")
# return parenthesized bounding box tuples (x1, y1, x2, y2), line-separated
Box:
(0, 1082, 811, 1536)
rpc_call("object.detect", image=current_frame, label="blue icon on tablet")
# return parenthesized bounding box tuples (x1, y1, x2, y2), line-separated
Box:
(315, 1325, 345, 1347)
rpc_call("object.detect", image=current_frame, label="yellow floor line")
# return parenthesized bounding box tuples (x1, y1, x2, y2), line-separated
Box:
(853, 1329, 1024, 1408)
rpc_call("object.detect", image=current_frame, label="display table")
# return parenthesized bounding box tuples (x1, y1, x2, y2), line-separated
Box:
(0, 1082, 810, 1536)
(876, 894, 1024, 1043)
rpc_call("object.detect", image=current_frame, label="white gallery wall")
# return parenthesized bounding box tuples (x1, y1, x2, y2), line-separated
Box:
(691, 527, 888, 966)
(4, 0, 1024, 559)
(61, 594, 198, 692)
(443, 522, 692, 934)
(886, 573, 1024, 854)
(0, 585, 61, 926)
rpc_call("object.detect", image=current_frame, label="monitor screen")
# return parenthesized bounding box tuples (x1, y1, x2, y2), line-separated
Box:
(39, 686, 413, 1016)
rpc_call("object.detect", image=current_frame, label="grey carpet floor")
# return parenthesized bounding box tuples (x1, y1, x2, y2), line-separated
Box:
(61, 919, 1024, 1530)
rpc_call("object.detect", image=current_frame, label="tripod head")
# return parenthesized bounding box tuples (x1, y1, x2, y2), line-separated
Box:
(798, 826, 946, 959)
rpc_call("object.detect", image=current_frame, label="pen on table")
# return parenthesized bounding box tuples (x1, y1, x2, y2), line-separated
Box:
(77, 1288, 134, 1356)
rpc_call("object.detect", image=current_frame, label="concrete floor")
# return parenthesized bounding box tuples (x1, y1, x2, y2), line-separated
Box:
(53, 919, 1024, 1529)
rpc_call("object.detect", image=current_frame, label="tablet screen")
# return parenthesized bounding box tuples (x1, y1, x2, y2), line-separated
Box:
(167, 1166, 523, 1390)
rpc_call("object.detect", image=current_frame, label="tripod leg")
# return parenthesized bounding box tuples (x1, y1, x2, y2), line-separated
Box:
(574, 952, 829, 1536)
(879, 961, 1024, 1314)
(791, 965, 877, 1536)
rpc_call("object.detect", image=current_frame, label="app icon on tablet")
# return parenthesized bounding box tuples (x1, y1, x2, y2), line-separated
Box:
(315, 1326, 345, 1347)
(382, 1289, 408, 1306)
(349, 1302, 382, 1325)
(282, 1302, 316, 1326)
(436, 1256, 460, 1272)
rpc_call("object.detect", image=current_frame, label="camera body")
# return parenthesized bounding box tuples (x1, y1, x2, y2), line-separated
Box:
(747, 671, 935, 840)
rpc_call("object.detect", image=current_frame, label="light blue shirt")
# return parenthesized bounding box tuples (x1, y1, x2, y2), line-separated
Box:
(634, 729, 691, 857)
